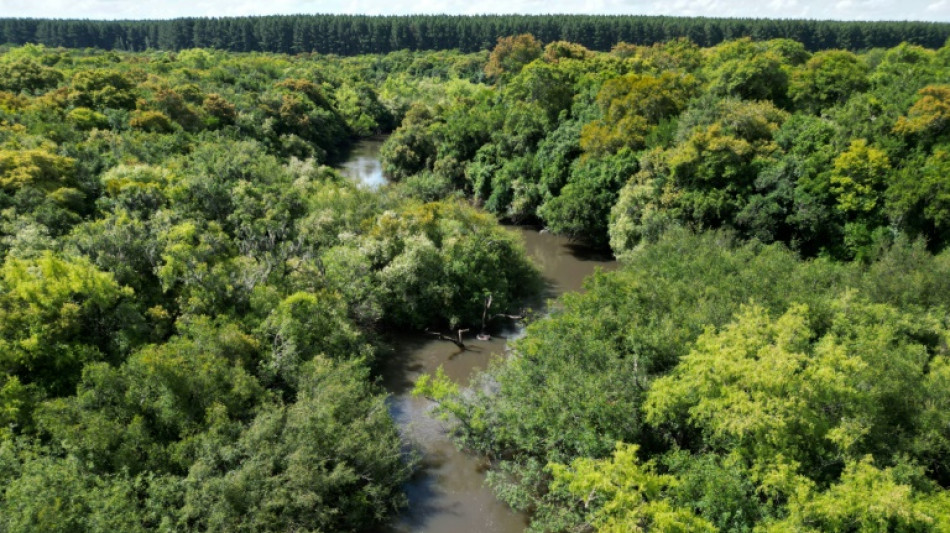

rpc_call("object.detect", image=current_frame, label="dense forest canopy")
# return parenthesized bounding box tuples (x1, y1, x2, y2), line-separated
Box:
(381, 33, 950, 259)
(386, 32, 950, 531)
(1, 24, 950, 532)
(0, 43, 537, 531)
(1, 14, 950, 54)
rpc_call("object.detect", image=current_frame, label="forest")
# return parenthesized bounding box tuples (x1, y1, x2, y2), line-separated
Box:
(0, 19, 949, 533)
(1, 15, 950, 55)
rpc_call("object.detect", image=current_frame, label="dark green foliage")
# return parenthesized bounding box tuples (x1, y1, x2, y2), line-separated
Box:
(538, 148, 638, 247)
(1, 15, 948, 55)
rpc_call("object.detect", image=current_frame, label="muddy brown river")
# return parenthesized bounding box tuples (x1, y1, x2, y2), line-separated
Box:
(339, 137, 618, 532)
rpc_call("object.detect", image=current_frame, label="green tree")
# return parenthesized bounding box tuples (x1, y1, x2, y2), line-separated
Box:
(790, 50, 869, 112)
(484, 33, 542, 79)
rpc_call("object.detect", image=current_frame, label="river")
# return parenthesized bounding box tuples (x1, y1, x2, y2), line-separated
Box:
(338, 137, 618, 533)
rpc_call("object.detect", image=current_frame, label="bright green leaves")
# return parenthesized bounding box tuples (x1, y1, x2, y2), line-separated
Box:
(609, 99, 786, 253)
(0, 253, 137, 395)
(261, 291, 374, 386)
(68, 69, 137, 111)
(443, 229, 950, 531)
(0, 58, 63, 95)
(550, 443, 717, 533)
(334, 82, 395, 136)
(0, 147, 75, 193)
(831, 139, 892, 215)
(647, 295, 944, 481)
(0, 45, 553, 533)
(766, 458, 949, 532)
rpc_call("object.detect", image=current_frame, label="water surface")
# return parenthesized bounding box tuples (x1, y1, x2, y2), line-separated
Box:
(337, 136, 389, 189)
(338, 139, 618, 533)
(379, 226, 617, 533)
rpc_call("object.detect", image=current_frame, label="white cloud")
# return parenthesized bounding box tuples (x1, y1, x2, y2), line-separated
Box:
(0, 0, 946, 20)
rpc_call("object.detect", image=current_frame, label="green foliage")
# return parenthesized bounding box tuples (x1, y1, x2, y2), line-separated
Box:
(790, 50, 869, 112)
(0, 449, 149, 533)
(580, 72, 698, 156)
(67, 107, 109, 130)
(830, 139, 892, 215)
(1, 15, 947, 55)
(894, 85, 950, 145)
(765, 458, 950, 532)
(0, 44, 547, 532)
(2, 35, 950, 533)
(647, 297, 944, 480)
(539, 148, 638, 247)
(129, 110, 175, 133)
(706, 40, 792, 105)
(0, 253, 137, 396)
(550, 443, 717, 533)
(178, 357, 410, 532)
(485, 34, 542, 79)
(427, 229, 950, 531)
(69, 69, 137, 110)
(0, 148, 75, 192)
(0, 58, 64, 94)
(374, 35, 949, 255)
(260, 291, 374, 386)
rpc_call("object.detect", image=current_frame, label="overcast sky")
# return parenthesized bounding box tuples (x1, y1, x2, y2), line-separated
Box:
(0, 0, 947, 22)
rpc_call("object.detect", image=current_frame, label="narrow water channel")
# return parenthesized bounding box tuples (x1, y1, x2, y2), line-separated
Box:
(338, 138, 618, 532)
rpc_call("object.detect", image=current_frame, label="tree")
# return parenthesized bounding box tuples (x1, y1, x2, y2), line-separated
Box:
(580, 72, 698, 156)
(0, 148, 75, 193)
(893, 85, 950, 145)
(179, 357, 411, 532)
(790, 50, 869, 112)
(539, 148, 638, 247)
(0, 253, 138, 397)
(830, 138, 892, 215)
(484, 33, 542, 79)
(764, 458, 950, 532)
(0, 59, 63, 94)
(549, 443, 717, 533)
(646, 296, 944, 482)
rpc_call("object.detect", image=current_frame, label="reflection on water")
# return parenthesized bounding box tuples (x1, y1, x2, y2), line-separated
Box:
(337, 137, 388, 189)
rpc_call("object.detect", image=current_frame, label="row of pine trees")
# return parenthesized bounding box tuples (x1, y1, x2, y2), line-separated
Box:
(1, 15, 949, 55)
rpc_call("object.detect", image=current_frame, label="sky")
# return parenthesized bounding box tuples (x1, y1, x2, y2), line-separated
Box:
(0, 0, 947, 22)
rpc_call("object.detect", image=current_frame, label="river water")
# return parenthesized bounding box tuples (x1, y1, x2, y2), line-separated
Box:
(338, 137, 618, 533)
(337, 136, 389, 189)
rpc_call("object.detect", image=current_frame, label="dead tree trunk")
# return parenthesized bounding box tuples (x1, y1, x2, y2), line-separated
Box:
(426, 328, 469, 349)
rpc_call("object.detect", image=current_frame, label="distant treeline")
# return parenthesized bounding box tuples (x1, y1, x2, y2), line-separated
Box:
(1, 15, 949, 55)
